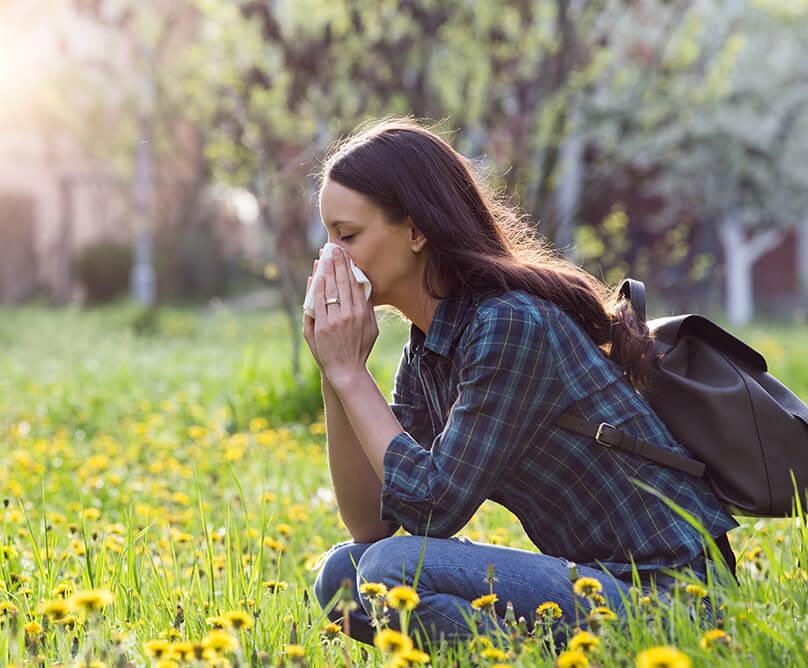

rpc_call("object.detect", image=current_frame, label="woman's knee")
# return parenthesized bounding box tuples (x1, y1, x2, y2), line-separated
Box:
(356, 535, 427, 587)
(313, 541, 370, 612)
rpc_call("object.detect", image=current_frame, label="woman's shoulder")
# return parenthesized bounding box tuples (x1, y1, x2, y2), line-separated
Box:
(473, 288, 563, 326)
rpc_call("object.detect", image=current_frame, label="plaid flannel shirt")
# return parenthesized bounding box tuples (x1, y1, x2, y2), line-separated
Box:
(381, 289, 738, 577)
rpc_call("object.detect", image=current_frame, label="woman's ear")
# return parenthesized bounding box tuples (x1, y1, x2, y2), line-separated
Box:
(408, 218, 428, 253)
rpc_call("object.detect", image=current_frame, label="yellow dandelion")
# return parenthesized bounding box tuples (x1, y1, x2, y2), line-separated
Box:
(391, 648, 431, 666)
(374, 628, 414, 654)
(276, 523, 293, 536)
(469, 636, 493, 651)
(263, 536, 287, 553)
(69, 588, 113, 611)
(558, 649, 589, 668)
(206, 615, 231, 629)
(24, 620, 43, 635)
(684, 584, 707, 599)
(224, 610, 253, 630)
(284, 643, 306, 661)
(0, 602, 19, 617)
(144, 640, 172, 659)
(635, 645, 692, 668)
(155, 659, 179, 668)
(54, 614, 77, 629)
(42, 599, 70, 620)
(359, 581, 388, 600)
(638, 595, 653, 607)
(569, 630, 600, 653)
(386, 585, 420, 611)
(321, 622, 342, 640)
(170, 641, 193, 661)
(699, 628, 732, 650)
(53, 582, 74, 599)
(480, 647, 509, 662)
(536, 601, 563, 620)
(203, 629, 237, 654)
(587, 606, 618, 623)
(471, 593, 498, 611)
(262, 580, 289, 593)
(572, 577, 602, 598)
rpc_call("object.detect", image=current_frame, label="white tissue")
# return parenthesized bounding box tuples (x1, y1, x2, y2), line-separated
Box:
(303, 242, 372, 318)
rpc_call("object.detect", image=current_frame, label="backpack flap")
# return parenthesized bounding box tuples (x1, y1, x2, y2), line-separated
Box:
(650, 314, 767, 372)
(644, 314, 808, 516)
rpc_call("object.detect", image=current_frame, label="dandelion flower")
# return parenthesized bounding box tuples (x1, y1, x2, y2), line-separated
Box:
(569, 630, 600, 653)
(572, 577, 602, 598)
(284, 644, 306, 662)
(391, 648, 431, 666)
(70, 588, 113, 612)
(24, 620, 43, 636)
(54, 615, 77, 629)
(536, 601, 563, 621)
(386, 585, 420, 611)
(684, 584, 707, 599)
(471, 593, 498, 611)
(374, 628, 414, 654)
(587, 606, 618, 623)
(558, 649, 589, 668)
(480, 647, 509, 662)
(203, 630, 237, 654)
(635, 645, 692, 668)
(699, 628, 732, 650)
(469, 636, 493, 651)
(42, 599, 70, 620)
(321, 622, 342, 640)
(263, 580, 289, 593)
(224, 610, 253, 630)
(0, 602, 19, 617)
(144, 640, 172, 659)
(206, 615, 231, 630)
(359, 582, 388, 600)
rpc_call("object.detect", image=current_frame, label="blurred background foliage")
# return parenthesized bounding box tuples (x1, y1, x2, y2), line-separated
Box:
(1, 0, 807, 377)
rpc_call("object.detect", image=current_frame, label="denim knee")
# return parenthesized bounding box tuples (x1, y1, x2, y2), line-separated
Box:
(356, 535, 424, 588)
(314, 542, 358, 613)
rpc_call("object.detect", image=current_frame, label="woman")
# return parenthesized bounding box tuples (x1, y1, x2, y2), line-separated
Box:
(303, 117, 737, 647)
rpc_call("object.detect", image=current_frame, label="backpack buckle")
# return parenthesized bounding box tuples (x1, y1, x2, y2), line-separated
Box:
(595, 422, 617, 447)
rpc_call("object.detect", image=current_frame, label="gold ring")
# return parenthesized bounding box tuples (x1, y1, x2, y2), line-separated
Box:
(325, 297, 340, 306)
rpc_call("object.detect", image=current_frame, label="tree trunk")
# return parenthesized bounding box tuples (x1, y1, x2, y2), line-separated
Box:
(553, 99, 584, 260)
(799, 219, 808, 300)
(719, 214, 787, 326)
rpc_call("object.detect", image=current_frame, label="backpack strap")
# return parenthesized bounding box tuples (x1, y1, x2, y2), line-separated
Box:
(554, 412, 706, 477)
(619, 278, 647, 323)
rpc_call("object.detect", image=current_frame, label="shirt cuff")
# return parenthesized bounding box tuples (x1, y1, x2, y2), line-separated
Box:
(379, 431, 433, 524)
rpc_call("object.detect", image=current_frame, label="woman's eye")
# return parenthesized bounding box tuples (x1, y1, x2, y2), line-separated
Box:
(340, 235, 355, 241)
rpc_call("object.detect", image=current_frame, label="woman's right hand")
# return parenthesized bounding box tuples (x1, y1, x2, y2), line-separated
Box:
(303, 254, 323, 368)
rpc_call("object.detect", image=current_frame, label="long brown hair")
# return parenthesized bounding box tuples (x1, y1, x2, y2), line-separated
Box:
(318, 116, 656, 392)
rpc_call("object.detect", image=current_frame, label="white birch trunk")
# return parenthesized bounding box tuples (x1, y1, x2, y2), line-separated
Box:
(719, 214, 788, 326)
(798, 219, 808, 298)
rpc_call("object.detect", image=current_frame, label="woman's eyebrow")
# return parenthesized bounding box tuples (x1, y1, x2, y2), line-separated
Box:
(327, 219, 357, 229)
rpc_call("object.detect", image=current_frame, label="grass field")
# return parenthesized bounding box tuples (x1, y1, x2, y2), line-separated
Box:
(0, 303, 806, 667)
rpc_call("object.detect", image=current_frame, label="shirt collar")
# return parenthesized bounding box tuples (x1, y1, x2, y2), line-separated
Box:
(410, 291, 480, 359)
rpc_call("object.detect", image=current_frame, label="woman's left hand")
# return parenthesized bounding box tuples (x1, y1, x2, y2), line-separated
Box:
(312, 247, 378, 388)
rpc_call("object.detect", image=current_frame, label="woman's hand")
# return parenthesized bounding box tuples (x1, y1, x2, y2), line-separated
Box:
(303, 255, 325, 368)
(303, 247, 378, 385)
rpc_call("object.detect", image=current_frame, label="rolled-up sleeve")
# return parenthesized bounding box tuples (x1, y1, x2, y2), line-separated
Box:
(380, 305, 560, 537)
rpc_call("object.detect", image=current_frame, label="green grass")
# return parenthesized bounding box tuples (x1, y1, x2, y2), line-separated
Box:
(0, 302, 806, 666)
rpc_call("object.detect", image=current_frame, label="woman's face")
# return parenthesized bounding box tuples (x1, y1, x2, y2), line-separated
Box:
(318, 177, 426, 306)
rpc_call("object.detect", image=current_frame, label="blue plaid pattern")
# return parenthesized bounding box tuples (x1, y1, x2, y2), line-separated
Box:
(381, 289, 738, 577)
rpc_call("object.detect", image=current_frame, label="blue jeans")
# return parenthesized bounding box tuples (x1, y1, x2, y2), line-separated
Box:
(312, 535, 709, 647)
